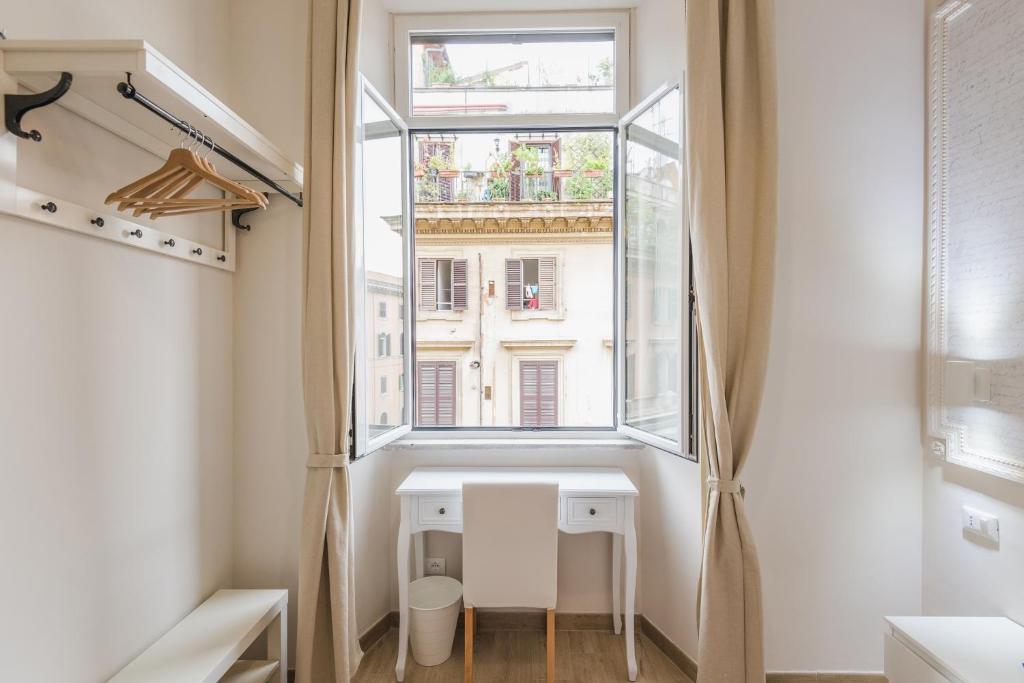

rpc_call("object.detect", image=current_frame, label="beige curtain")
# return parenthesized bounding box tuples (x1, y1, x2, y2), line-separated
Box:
(685, 1, 778, 682)
(295, 0, 363, 681)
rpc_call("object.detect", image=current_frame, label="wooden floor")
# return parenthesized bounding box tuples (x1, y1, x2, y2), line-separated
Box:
(353, 627, 693, 683)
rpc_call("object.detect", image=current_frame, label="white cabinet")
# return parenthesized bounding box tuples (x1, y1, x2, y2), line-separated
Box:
(884, 616, 1024, 683)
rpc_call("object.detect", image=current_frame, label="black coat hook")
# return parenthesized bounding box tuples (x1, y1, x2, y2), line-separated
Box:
(90, 217, 104, 228)
(163, 238, 176, 247)
(192, 247, 203, 256)
(127, 229, 142, 239)
(40, 201, 57, 213)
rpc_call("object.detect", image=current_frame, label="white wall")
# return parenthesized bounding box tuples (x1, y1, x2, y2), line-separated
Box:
(227, 0, 399, 664)
(748, 0, 926, 671)
(635, 0, 928, 673)
(0, 3, 236, 681)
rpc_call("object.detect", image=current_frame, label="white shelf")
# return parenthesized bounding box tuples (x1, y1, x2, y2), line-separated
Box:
(0, 40, 302, 193)
(220, 660, 280, 683)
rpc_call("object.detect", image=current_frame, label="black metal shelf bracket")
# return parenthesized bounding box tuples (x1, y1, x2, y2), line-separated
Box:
(231, 205, 260, 231)
(5, 72, 73, 142)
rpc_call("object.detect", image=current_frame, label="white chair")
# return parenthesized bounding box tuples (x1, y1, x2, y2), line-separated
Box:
(461, 481, 559, 682)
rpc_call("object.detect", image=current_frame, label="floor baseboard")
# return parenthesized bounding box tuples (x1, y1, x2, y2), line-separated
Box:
(354, 610, 887, 683)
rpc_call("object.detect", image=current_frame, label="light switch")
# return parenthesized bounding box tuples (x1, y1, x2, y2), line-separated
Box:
(962, 505, 999, 544)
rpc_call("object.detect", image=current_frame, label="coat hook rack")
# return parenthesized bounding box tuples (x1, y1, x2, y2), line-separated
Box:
(4, 72, 73, 141)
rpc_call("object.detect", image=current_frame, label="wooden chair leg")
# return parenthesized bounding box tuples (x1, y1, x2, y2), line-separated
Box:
(464, 607, 474, 683)
(546, 608, 555, 682)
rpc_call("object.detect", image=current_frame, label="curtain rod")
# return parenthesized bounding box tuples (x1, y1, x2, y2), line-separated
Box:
(116, 80, 303, 208)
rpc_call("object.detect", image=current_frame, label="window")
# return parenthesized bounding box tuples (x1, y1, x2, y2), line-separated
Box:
(354, 16, 690, 454)
(355, 78, 411, 454)
(409, 32, 614, 118)
(520, 360, 559, 427)
(395, 12, 630, 124)
(376, 333, 393, 358)
(417, 361, 457, 426)
(413, 130, 613, 428)
(620, 84, 690, 455)
(418, 258, 468, 312)
(507, 257, 556, 310)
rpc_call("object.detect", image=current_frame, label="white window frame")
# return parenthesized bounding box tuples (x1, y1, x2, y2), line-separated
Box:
(393, 11, 631, 129)
(614, 80, 691, 457)
(354, 76, 414, 457)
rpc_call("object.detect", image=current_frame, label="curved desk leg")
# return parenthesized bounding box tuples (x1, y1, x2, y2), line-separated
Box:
(396, 497, 411, 682)
(612, 533, 622, 635)
(414, 531, 425, 580)
(624, 498, 637, 681)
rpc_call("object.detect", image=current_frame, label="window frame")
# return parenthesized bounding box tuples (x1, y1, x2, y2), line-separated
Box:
(354, 76, 414, 458)
(614, 80, 694, 459)
(393, 11, 631, 129)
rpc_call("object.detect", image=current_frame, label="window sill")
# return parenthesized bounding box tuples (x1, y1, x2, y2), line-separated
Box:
(388, 431, 645, 449)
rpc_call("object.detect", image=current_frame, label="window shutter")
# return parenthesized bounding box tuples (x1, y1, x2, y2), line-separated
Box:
(417, 361, 457, 427)
(417, 362, 437, 426)
(520, 360, 559, 427)
(452, 259, 468, 311)
(418, 258, 437, 311)
(538, 256, 556, 310)
(538, 361, 558, 427)
(506, 258, 523, 310)
(436, 362, 456, 426)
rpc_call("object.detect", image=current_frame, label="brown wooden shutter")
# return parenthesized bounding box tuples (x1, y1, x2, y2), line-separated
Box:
(417, 361, 436, 426)
(417, 361, 457, 427)
(452, 259, 468, 311)
(506, 258, 523, 310)
(520, 360, 559, 427)
(436, 361, 456, 426)
(418, 258, 437, 311)
(538, 256, 556, 310)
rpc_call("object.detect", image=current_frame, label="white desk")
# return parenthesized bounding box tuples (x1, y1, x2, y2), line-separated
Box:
(395, 467, 639, 681)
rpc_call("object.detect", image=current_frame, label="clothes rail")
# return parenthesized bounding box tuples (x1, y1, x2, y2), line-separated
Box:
(116, 79, 303, 207)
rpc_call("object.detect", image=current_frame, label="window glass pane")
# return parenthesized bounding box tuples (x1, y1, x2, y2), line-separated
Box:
(413, 130, 614, 427)
(361, 90, 406, 439)
(410, 31, 615, 116)
(623, 87, 682, 444)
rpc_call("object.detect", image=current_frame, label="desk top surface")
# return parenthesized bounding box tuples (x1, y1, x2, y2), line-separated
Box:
(396, 467, 638, 496)
(886, 616, 1024, 683)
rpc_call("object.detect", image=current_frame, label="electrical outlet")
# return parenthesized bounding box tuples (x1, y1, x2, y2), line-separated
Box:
(425, 557, 446, 576)
(962, 505, 999, 544)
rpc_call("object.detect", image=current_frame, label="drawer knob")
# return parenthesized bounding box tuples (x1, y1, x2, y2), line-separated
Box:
(589, 508, 597, 516)
(439, 507, 446, 515)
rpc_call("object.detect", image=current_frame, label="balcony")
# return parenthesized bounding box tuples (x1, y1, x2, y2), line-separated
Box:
(414, 169, 611, 204)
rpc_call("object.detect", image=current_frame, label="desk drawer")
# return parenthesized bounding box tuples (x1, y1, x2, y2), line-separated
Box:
(418, 496, 462, 525)
(567, 497, 618, 525)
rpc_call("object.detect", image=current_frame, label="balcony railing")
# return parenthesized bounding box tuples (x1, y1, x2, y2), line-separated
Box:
(414, 169, 611, 204)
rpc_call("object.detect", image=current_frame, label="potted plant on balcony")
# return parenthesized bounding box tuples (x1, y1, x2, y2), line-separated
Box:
(583, 158, 608, 178)
(535, 189, 557, 202)
(514, 146, 545, 177)
(489, 152, 513, 178)
(487, 176, 510, 201)
(428, 154, 459, 178)
(462, 163, 481, 179)
(414, 163, 426, 178)
(552, 151, 573, 179)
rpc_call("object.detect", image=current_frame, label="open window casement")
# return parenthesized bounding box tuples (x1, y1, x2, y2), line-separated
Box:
(615, 82, 694, 458)
(354, 76, 414, 457)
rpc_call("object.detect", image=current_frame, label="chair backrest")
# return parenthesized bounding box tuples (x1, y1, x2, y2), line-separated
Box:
(462, 481, 559, 609)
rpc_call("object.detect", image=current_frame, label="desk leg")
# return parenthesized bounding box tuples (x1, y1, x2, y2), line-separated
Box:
(624, 498, 637, 681)
(414, 531, 425, 580)
(396, 497, 411, 682)
(612, 533, 622, 635)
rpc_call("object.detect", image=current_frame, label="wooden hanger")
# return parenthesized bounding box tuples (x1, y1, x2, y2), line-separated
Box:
(106, 132, 267, 220)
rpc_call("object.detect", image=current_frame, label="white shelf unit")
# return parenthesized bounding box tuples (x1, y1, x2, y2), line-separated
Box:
(0, 40, 304, 271)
